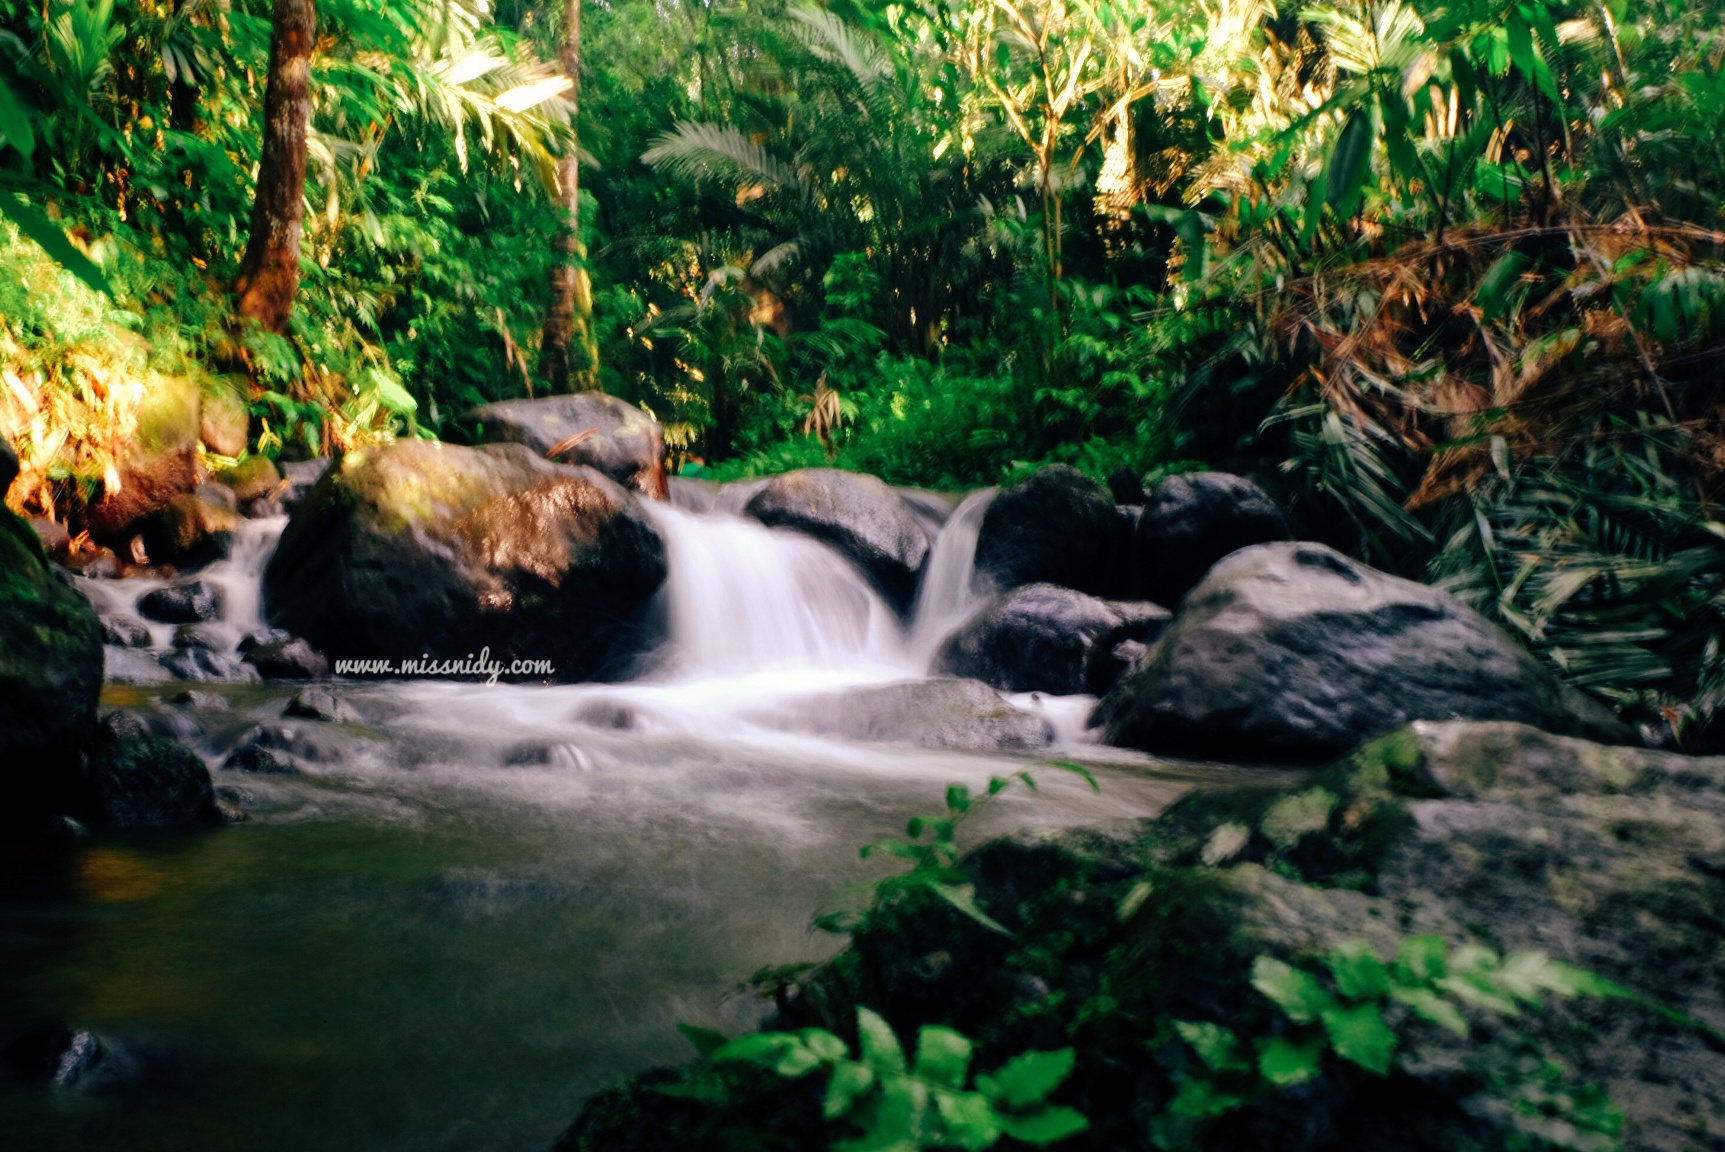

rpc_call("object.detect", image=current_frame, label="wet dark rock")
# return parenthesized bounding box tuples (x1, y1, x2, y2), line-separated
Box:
(138, 579, 224, 624)
(284, 687, 358, 722)
(1127, 471, 1289, 605)
(172, 622, 225, 650)
(228, 722, 338, 766)
(1094, 542, 1634, 762)
(934, 583, 1141, 696)
(29, 516, 71, 558)
(972, 465, 1118, 596)
(103, 645, 174, 685)
(456, 392, 667, 496)
(0, 430, 15, 494)
(1105, 464, 1145, 505)
(770, 677, 1054, 751)
(222, 745, 300, 775)
(1088, 639, 1148, 695)
(238, 627, 291, 652)
(744, 469, 931, 612)
(80, 736, 220, 828)
(3, 1026, 142, 1093)
(278, 458, 329, 511)
(263, 440, 667, 683)
(503, 742, 591, 770)
(98, 709, 157, 742)
(158, 647, 261, 683)
(243, 637, 330, 680)
(139, 487, 241, 568)
(0, 501, 104, 819)
(100, 613, 152, 648)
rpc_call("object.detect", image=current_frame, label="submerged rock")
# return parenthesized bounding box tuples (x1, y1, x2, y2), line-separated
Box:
(0, 497, 104, 818)
(934, 583, 1165, 696)
(972, 465, 1119, 596)
(262, 440, 667, 683)
(284, 687, 358, 722)
(744, 469, 931, 612)
(766, 677, 1054, 751)
(456, 393, 667, 497)
(1127, 471, 1288, 605)
(1094, 542, 1632, 761)
(80, 736, 220, 828)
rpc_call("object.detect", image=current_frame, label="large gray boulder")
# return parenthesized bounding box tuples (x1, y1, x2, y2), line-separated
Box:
(262, 440, 667, 682)
(1127, 471, 1288, 605)
(0, 495, 104, 819)
(934, 583, 1170, 696)
(762, 677, 1054, 751)
(972, 465, 1119, 596)
(744, 469, 930, 612)
(1094, 541, 1631, 761)
(456, 393, 666, 497)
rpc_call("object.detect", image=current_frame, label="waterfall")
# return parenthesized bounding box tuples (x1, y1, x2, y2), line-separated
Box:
(646, 504, 908, 679)
(908, 487, 996, 661)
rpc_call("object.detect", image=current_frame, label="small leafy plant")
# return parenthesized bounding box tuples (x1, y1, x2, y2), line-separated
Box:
(816, 764, 1097, 938)
(1152, 936, 1635, 1151)
(682, 1007, 1088, 1151)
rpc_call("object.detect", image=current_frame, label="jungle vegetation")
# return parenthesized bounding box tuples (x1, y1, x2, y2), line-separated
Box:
(1, 0, 1724, 728)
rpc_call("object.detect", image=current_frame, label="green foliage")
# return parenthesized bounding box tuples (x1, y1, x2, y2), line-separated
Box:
(1150, 938, 1631, 1152)
(690, 1008, 1088, 1151)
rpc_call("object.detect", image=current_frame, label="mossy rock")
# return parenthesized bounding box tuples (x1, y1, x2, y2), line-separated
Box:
(87, 374, 202, 540)
(0, 505, 103, 818)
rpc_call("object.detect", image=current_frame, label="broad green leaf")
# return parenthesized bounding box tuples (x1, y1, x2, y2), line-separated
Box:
(930, 882, 1011, 935)
(945, 783, 971, 813)
(802, 1028, 850, 1062)
(1173, 1020, 1249, 1074)
(1325, 104, 1378, 221)
(1256, 1034, 1324, 1087)
(1388, 986, 1469, 1037)
(825, 1060, 877, 1119)
(1319, 1002, 1396, 1075)
(997, 1106, 1090, 1145)
(1168, 1073, 1246, 1119)
(710, 1032, 822, 1077)
(857, 1008, 907, 1074)
(370, 374, 418, 414)
(1394, 935, 1448, 985)
(975, 1048, 1076, 1108)
(932, 1090, 1000, 1150)
(913, 1026, 972, 1088)
(1326, 941, 1390, 1001)
(0, 73, 35, 158)
(1475, 250, 1531, 322)
(1251, 956, 1336, 1024)
(677, 1023, 729, 1057)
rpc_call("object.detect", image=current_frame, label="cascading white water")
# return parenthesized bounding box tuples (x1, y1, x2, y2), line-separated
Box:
(646, 503, 909, 679)
(908, 487, 996, 662)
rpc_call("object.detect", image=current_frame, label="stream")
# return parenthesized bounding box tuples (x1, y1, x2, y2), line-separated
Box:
(0, 488, 1262, 1152)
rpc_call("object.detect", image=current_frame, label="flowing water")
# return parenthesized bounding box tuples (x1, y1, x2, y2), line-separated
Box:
(0, 491, 1256, 1152)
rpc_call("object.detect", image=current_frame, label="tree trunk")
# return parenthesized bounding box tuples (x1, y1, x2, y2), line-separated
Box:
(233, 0, 315, 335)
(540, 0, 598, 391)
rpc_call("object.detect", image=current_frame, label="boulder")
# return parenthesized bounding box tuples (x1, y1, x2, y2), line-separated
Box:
(138, 487, 241, 567)
(1094, 542, 1632, 762)
(262, 440, 667, 682)
(934, 584, 1167, 696)
(765, 677, 1054, 752)
(744, 469, 930, 611)
(198, 380, 251, 457)
(138, 580, 224, 624)
(972, 465, 1119, 596)
(1127, 471, 1288, 605)
(278, 458, 329, 512)
(87, 374, 201, 540)
(456, 393, 667, 497)
(242, 637, 330, 680)
(100, 614, 151, 648)
(284, 686, 357, 722)
(79, 736, 220, 828)
(0, 503, 104, 818)
(0, 431, 16, 495)
(28, 517, 71, 559)
(216, 455, 283, 505)
(103, 647, 173, 685)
